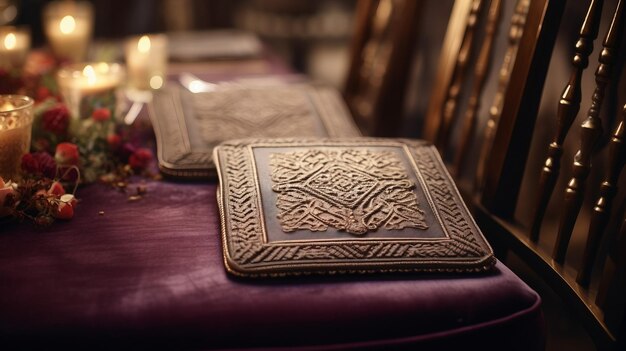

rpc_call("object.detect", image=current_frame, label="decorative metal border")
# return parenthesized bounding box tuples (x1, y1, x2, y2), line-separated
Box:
(215, 138, 495, 277)
(148, 85, 361, 180)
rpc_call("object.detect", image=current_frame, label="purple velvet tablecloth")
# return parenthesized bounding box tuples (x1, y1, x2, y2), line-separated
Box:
(0, 180, 544, 350)
(0, 55, 544, 349)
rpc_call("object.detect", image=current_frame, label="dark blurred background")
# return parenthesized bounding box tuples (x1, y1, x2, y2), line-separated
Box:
(4, 0, 357, 87)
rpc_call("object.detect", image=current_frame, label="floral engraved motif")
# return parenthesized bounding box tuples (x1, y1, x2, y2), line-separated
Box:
(192, 88, 319, 145)
(269, 148, 428, 235)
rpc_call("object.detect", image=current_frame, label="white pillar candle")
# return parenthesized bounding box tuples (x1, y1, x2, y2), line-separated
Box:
(43, 1, 93, 63)
(57, 62, 124, 119)
(125, 34, 168, 90)
(0, 27, 30, 72)
(0, 95, 34, 181)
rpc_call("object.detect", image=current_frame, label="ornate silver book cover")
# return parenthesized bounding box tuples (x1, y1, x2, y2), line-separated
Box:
(148, 84, 360, 179)
(214, 138, 495, 277)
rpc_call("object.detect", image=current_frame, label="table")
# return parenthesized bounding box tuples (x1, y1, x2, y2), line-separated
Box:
(0, 52, 544, 350)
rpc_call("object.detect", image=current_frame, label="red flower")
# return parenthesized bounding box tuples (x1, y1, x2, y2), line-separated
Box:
(92, 108, 111, 122)
(36, 86, 52, 102)
(21, 152, 57, 178)
(42, 104, 70, 136)
(129, 148, 153, 171)
(107, 134, 121, 151)
(48, 181, 65, 196)
(55, 142, 79, 166)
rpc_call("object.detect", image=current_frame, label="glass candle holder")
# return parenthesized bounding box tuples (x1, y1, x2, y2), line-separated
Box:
(0, 26, 30, 72)
(57, 62, 124, 121)
(43, 1, 93, 63)
(0, 95, 33, 180)
(125, 34, 168, 90)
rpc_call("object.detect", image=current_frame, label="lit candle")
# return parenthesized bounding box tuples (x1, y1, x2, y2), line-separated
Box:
(0, 26, 30, 71)
(125, 34, 168, 90)
(0, 95, 34, 180)
(57, 62, 125, 119)
(43, 1, 93, 62)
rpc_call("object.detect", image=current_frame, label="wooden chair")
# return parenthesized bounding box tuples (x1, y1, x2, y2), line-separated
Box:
(345, 1, 626, 348)
(343, 0, 423, 136)
(467, 0, 626, 349)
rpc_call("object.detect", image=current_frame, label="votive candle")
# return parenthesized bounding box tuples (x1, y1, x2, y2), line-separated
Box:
(43, 1, 93, 62)
(0, 26, 30, 71)
(57, 62, 124, 119)
(0, 95, 34, 180)
(125, 34, 168, 90)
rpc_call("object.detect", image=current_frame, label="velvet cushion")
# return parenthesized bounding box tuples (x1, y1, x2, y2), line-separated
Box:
(0, 180, 543, 350)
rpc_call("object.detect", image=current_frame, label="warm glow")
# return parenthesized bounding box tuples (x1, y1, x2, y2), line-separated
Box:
(96, 62, 109, 72)
(60, 15, 76, 34)
(188, 80, 204, 93)
(83, 65, 97, 85)
(0, 101, 16, 112)
(3, 33, 16, 50)
(137, 35, 151, 53)
(149, 75, 163, 89)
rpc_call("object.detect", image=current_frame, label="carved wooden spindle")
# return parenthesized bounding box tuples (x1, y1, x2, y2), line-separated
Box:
(436, 0, 482, 154)
(474, 0, 530, 191)
(577, 104, 626, 286)
(530, 0, 604, 242)
(453, 0, 502, 177)
(596, 216, 626, 309)
(553, 0, 625, 264)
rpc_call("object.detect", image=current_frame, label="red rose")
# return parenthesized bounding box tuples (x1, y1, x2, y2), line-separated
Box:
(36, 86, 52, 102)
(129, 148, 153, 171)
(107, 134, 121, 151)
(92, 108, 111, 122)
(55, 142, 79, 166)
(21, 152, 57, 178)
(42, 104, 70, 136)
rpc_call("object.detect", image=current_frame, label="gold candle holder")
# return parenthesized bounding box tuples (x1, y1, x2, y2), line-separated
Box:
(0, 95, 34, 180)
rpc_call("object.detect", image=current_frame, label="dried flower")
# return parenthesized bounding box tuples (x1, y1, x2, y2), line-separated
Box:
(0, 177, 18, 217)
(21, 152, 57, 178)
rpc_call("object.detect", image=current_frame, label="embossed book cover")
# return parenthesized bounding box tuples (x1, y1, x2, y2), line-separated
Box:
(148, 85, 360, 179)
(214, 138, 495, 277)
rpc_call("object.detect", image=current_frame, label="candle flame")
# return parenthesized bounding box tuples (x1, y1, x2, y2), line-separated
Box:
(137, 35, 151, 53)
(60, 15, 76, 34)
(3, 33, 16, 50)
(83, 65, 96, 85)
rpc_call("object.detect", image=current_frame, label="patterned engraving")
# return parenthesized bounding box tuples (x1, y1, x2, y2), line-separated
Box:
(149, 86, 360, 178)
(217, 139, 494, 276)
(269, 149, 428, 235)
(193, 88, 319, 145)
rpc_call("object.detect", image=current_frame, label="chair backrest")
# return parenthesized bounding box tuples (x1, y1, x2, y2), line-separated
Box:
(363, 0, 625, 348)
(470, 0, 626, 349)
(343, 0, 422, 136)
(345, 1, 626, 346)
